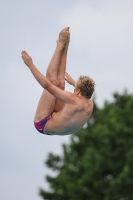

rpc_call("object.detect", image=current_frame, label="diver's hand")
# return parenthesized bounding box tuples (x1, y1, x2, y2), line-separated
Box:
(21, 50, 33, 67)
(65, 72, 76, 87)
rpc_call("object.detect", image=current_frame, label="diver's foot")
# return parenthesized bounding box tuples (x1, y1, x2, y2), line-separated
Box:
(56, 27, 69, 50)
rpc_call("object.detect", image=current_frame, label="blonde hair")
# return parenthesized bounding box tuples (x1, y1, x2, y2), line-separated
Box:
(75, 75, 95, 99)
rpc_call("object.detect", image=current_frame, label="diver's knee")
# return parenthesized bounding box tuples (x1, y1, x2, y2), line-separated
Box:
(57, 79, 65, 90)
(46, 74, 57, 86)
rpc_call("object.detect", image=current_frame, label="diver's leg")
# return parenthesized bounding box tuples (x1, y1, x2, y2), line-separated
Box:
(55, 29, 70, 111)
(34, 28, 69, 122)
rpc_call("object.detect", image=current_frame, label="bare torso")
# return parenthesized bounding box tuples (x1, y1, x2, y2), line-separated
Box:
(44, 96, 93, 135)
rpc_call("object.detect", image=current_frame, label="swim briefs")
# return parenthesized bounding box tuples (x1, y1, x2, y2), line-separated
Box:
(34, 115, 52, 135)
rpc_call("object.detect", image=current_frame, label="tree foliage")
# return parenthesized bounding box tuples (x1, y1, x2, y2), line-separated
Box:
(39, 91, 133, 200)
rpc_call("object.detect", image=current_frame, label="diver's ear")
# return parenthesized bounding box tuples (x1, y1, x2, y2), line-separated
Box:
(75, 89, 80, 95)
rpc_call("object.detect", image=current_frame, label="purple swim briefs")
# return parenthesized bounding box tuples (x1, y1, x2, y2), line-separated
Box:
(34, 116, 52, 135)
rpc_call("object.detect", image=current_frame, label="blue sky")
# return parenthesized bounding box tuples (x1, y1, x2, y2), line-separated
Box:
(0, 0, 133, 199)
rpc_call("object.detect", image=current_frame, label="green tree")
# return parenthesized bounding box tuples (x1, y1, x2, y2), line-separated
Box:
(39, 91, 133, 200)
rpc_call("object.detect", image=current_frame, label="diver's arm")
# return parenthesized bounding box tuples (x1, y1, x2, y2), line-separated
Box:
(65, 72, 76, 87)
